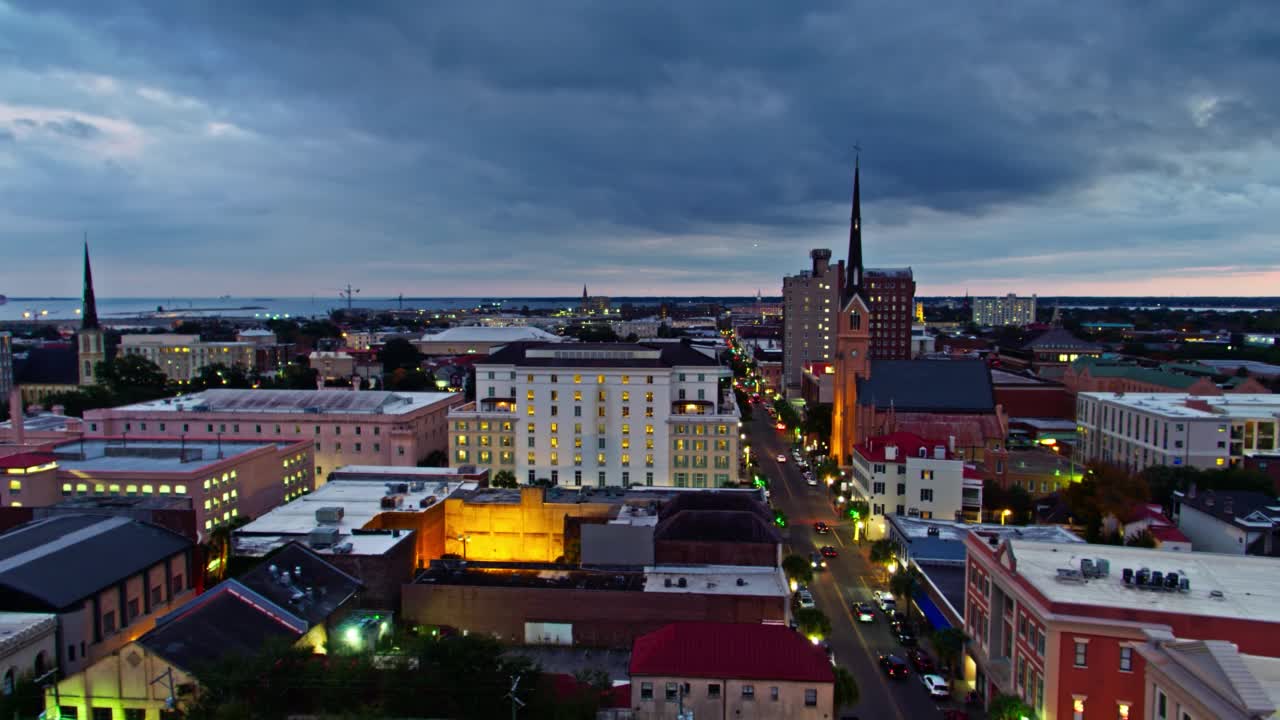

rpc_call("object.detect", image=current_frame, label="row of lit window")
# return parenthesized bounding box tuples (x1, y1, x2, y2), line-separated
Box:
(455, 450, 511, 464)
(527, 390, 657, 403)
(672, 455, 732, 469)
(202, 489, 238, 510)
(202, 470, 238, 491)
(62, 483, 188, 495)
(282, 452, 307, 468)
(672, 424, 733, 436)
(537, 451, 654, 468)
(202, 508, 239, 531)
(672, 439, 731, 452)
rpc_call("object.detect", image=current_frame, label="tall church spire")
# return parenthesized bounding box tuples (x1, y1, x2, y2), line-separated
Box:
(843, 152, 864, 307)
(82, 237, 100, 330)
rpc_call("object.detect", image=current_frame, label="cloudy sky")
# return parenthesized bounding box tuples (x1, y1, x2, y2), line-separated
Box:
(2, 1, 1278, 298)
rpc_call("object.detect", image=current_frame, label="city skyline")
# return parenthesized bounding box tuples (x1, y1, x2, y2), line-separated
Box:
(2, 2, 1278, 297)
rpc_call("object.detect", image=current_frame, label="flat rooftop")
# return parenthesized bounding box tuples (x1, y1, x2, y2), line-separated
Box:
(1078, 392, 1280, 419)
(453, 485, 765, 507)
(1002, 539, 1280, 623)
(890, 515, 1083, 547)
(51, 438, 291, 473)
(328, 465, 486, 480)
(643, 564, 788, 598)
(0, 414, 76, 432)
(413, 561, 785, 597)
(233, 478, 476, 557)
(108, 388, 459, 416)
(1196, 359, 1280, 379)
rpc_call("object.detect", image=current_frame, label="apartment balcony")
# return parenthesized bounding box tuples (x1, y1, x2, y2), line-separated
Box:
(477, 397, 517, 413)
(671, 399, 716, 416)
(449, 400, 515, 417)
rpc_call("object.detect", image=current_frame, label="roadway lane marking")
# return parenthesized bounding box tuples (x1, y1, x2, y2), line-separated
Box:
(831, 580, 909, 720)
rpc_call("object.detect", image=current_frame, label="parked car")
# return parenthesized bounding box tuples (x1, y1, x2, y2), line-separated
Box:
(809, 552, 828, 570)
(820, 546, 838, 558)
(806, 474, 818, 486)
(873, 591, 896, 611)
(906, 649, 935, 673)
(895, 625, 918, 647)
(921, 674, 951, 699)
(878, 654, 910, 679)
(796, 590, 816, 609)
(813, 521, 831, 534)
(854, 603, 875, 623)
(888, 611, 908, 627)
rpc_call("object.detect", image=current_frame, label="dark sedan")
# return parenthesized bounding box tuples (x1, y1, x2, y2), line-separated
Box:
(878, 654, 910, 679)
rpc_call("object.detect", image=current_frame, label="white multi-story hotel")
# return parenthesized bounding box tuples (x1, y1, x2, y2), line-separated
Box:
(1076, 392, 1280, 471)
(448, 342, 741, 488)
(848, 432, 982, 538)
(971, 293, 1038, 328)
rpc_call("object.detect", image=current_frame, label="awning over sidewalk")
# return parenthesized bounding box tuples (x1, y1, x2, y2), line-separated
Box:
(913, 590, 952, 631)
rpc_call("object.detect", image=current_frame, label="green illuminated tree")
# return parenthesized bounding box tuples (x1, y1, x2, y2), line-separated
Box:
(988, 693, 1035, 720)
(794, 608, 832, 638)
(833, 666, 859, 709)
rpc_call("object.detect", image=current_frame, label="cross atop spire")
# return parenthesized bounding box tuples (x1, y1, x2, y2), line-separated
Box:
(82, 235, 100, 330)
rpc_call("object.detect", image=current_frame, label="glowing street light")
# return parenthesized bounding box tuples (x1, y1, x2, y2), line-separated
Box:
(1000, 509, 1012, 526)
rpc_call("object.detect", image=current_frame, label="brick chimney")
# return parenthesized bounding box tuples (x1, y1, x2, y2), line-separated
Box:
(8, 387, 23, 446)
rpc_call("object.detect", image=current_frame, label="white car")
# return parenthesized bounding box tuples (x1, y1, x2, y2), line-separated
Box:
(921, 674, 950, 699)
(806, 476, 818, 487)
(873, 591, 897, 611)
(776, 454, 788, 463)
(796, 590, 816, 609)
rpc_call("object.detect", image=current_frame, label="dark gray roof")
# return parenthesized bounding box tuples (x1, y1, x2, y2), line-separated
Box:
(14, 346, 78, 386)
(237, 542, 362, 626)
(485, 341, 720, 368)
(0, 516, 192, 611)
(1180, 490, 1280, 527)
(1019, 328, 1103, 352)
(856, 360, 996, 413)
(916, 562, 966, 617)
(138, 582, 304, 674)
(654, 510, 782, 544)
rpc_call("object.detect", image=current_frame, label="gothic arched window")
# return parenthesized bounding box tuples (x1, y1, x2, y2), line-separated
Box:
(849, 311, 861, 331)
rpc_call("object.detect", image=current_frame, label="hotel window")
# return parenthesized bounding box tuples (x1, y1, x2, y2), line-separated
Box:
(646, 406, 654, 417)
(527, 405, 535, 416)
(550, 452, 559, 466)
(665, 683, 678, 701)
(1119, 646, 1132, 672)
(456, 450, 469, 463)
(574, 470, 583, 485)
(574, 374, 582, 384)
(621, 391, 630, 402)
(1073, 640, 1088, 667)
(621, 454, 631, 466)
(550, 438, 559, 449)
(920, 488, 934, 502)
(573, 391, 582, 401)
(527, 451, 537, 465)
(804, 689, 817, 707)
(596, 452, 606, 465)
(526, 390, 535, 401)
(921, 469, 934, 480)
(550, 374, 558, 383)
(597, 471, 606, 487)
(640, 683, 652, 700)
(645, 454, 654, 467)
(1072, 696, 1085, 720)
(574, 453, 583, 466)
(527, 374, 534, 383)
(596, 375, 605, 384)
(622, 438, 630, 449)
(550, 391, 559, 401)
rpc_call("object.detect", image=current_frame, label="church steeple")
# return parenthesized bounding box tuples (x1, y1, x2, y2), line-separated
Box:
(82, 238, 100, 330)
(843, 153, 864, 307)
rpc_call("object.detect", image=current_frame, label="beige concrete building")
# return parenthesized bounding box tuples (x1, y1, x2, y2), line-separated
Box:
(0, 612, 57, 692)
(83, 388, 462, 482)
(782, 249, 841, 394)
(448, 342, 739, 488)
(119, 334, 257, 382)
(309, 350, 355, 380)
(416, 326, 562, 357)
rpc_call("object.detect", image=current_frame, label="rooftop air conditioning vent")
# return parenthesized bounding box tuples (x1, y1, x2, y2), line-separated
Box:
(736, 578, 746, 586)
(1210, 590, 1225, 599)
(677, 577, 687, 588)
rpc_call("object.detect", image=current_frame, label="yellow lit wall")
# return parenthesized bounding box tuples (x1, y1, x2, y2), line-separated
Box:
(442, 487, 616, 562)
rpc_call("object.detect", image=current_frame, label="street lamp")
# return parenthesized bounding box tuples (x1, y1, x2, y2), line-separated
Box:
(1000, 509, 1012, 526)
(457, 534, 471, 560)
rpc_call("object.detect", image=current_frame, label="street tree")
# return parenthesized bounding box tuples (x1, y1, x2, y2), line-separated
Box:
(492, 470, 518, 488)
(988, 693, 1035, 720)
(833, 666, 859, 708)
(794, 608, 832, 638)
(930, 627, 968, 675)
(781, 554, 814, 587)
(869, 539, 896, 565)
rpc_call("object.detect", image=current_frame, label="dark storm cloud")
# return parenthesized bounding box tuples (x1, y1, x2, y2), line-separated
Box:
(2, 0, 1279, 294)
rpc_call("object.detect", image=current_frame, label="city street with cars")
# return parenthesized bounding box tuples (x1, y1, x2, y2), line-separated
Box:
(745, 409, 968, 720)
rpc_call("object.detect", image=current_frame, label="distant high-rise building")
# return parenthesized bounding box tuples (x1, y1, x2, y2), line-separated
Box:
(78, 242, 105, 385)
(972, 293, 1038, 327)
(862, 268, 916, 360)
(782, 249, 842, 392)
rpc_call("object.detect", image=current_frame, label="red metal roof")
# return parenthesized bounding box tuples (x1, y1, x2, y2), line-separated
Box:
(1148, 525, 1191, 544)
(629, 622, 835, 683)
(0, 452, 57, 470)
(854, 431, 954, 463)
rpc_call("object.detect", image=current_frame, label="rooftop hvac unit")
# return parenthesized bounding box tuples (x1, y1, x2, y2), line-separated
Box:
(409, 481, 426, 492)
(380, 495, 402, 509)
(677, 577, 687, 588)
(385, 482, 409, 495)
(308, 526, 340, 549)
(315, 506, 345, 524)
(332, 542, 354, 555)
